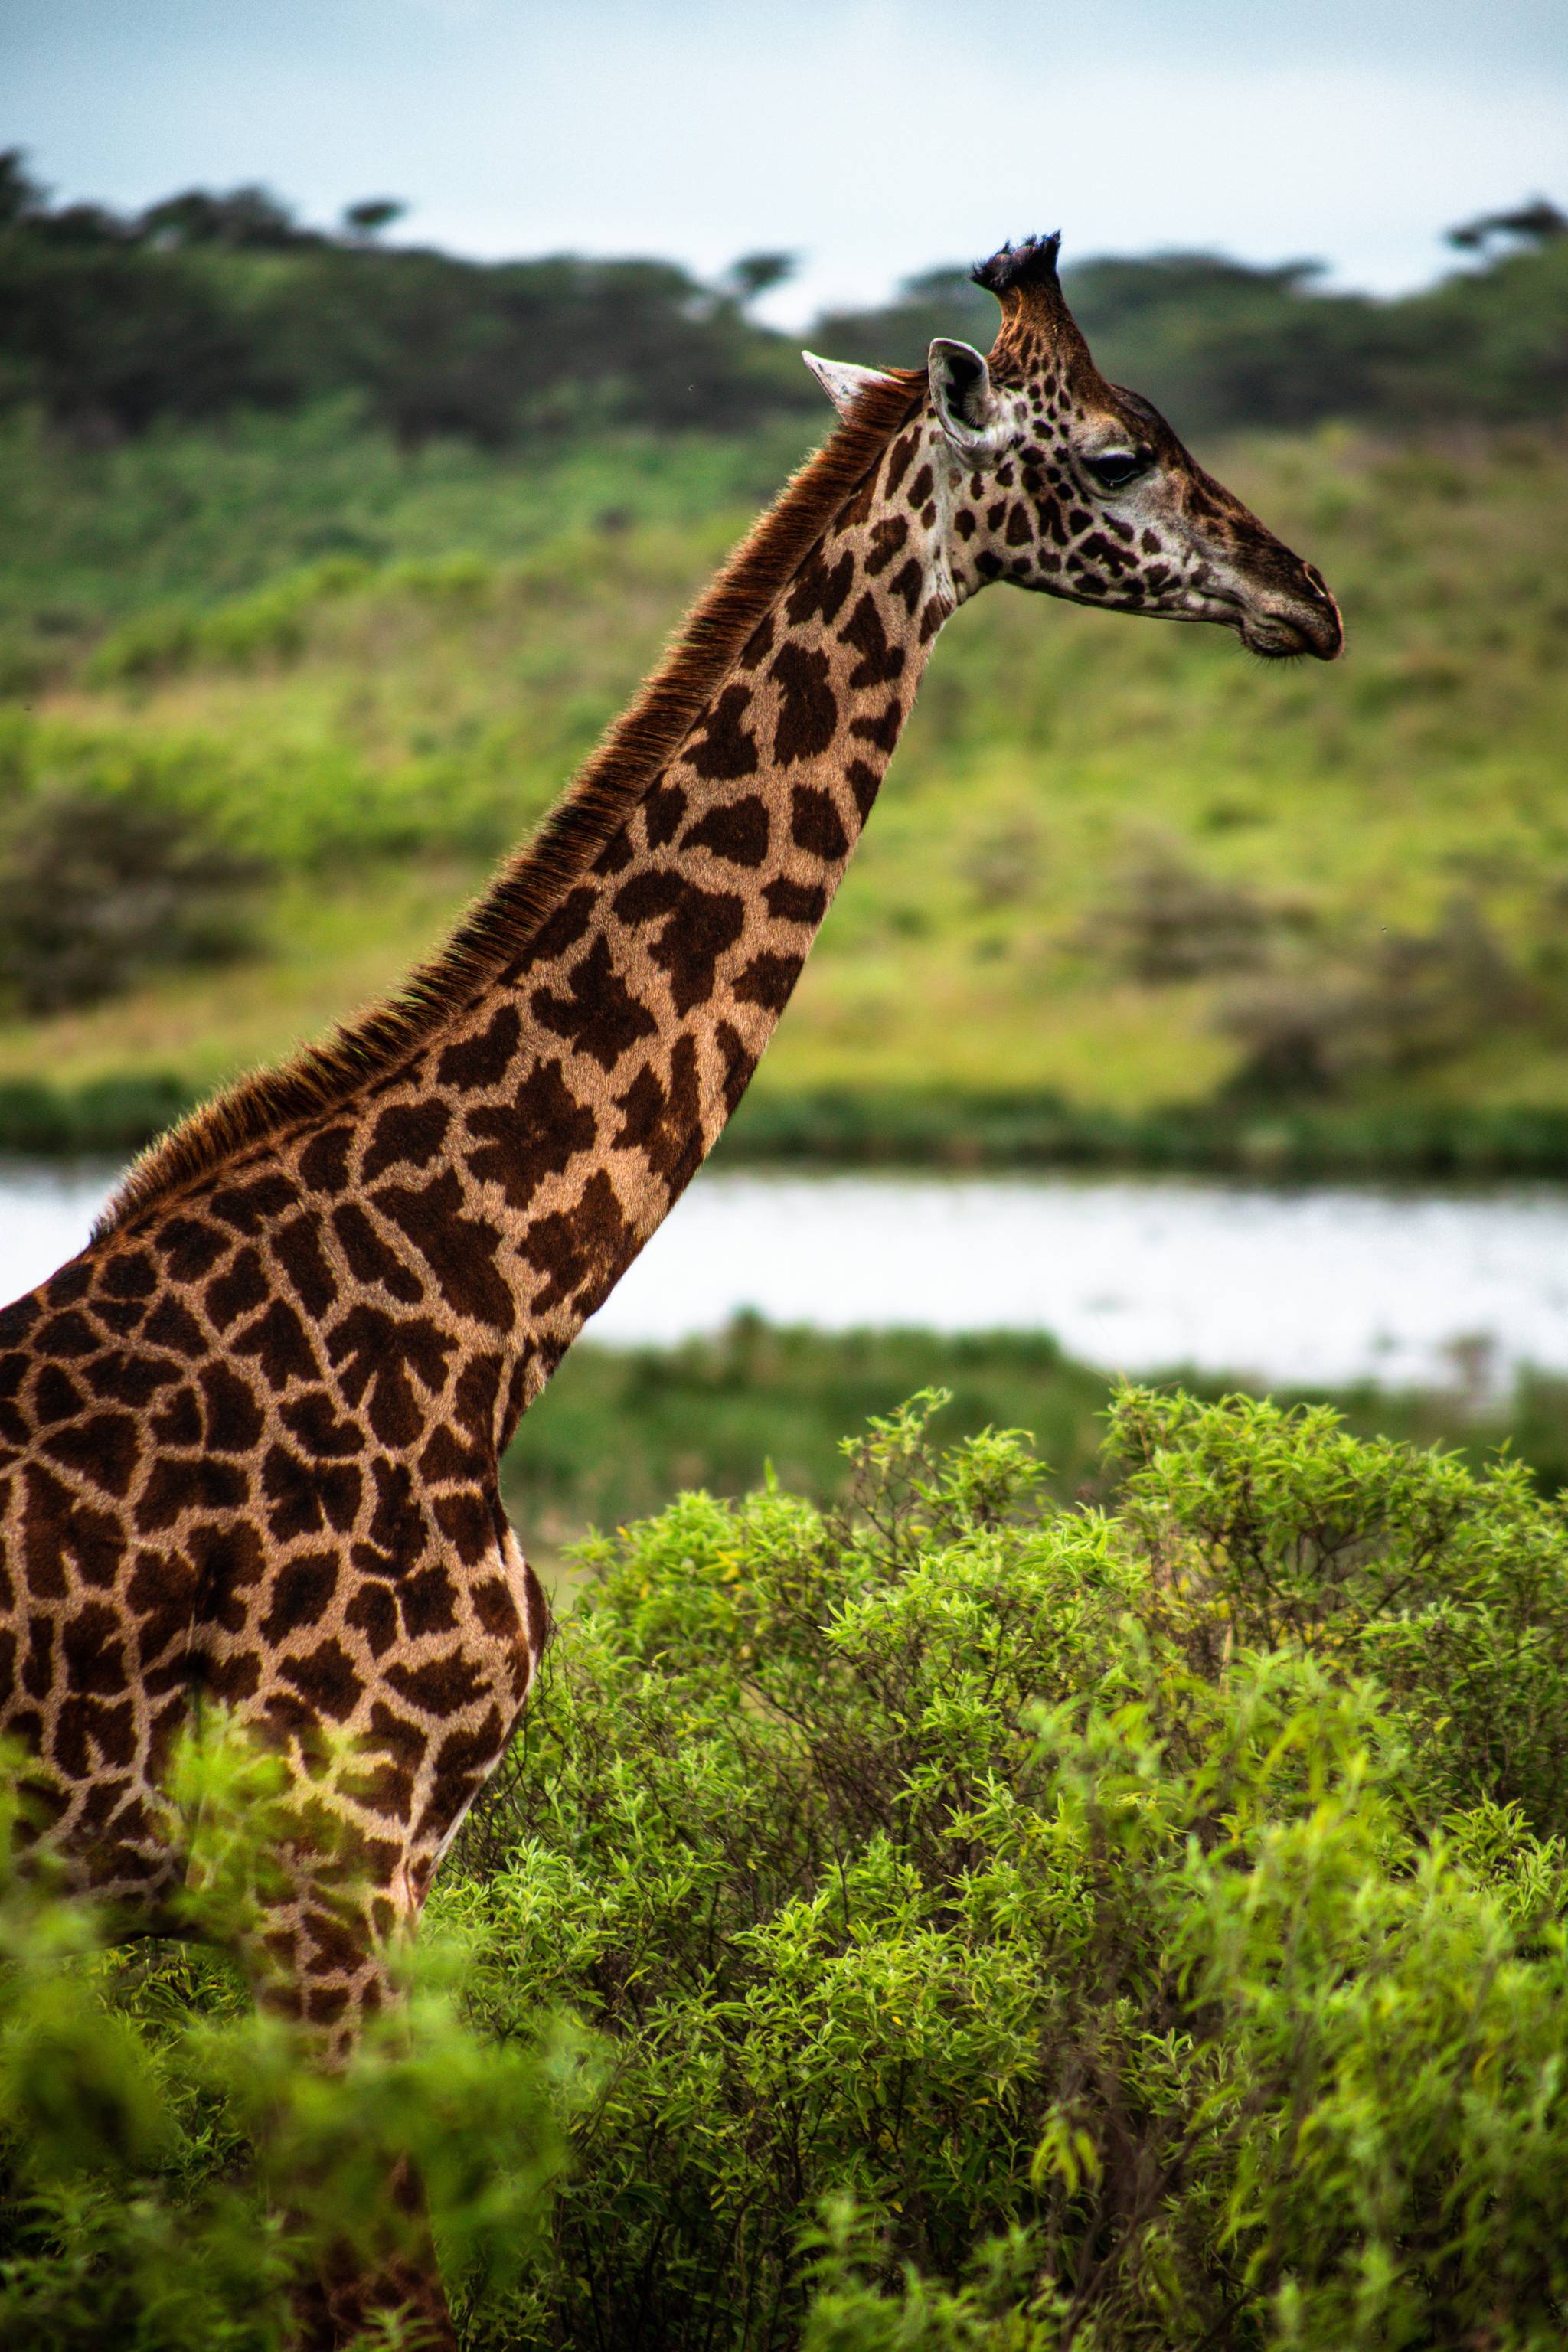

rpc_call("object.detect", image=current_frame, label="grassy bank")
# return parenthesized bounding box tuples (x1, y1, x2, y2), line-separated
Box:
(15, 1073, 1568, 1175)
(499, 1316, 1568, 1585)
(1, 411, 1566, 1164)
(724, 1089, 1568, 1177)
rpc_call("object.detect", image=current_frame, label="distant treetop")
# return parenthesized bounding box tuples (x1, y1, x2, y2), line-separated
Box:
(1448, 197, 1568, 250)
(341, 199, 407, 243)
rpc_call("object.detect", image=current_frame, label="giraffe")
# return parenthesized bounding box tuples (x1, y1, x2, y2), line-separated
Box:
(0, 236, 1340, 2344)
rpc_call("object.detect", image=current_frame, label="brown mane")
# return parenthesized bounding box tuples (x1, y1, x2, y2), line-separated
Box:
(100, 368, 927, 1236)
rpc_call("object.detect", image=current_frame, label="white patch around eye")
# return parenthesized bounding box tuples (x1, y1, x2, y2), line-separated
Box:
(802, 351, 898, 420)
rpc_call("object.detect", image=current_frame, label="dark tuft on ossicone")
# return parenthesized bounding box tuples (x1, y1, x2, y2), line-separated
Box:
(971, 234, 1063, 297)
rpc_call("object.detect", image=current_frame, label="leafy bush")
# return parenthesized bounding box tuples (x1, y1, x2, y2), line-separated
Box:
(87, 558, 377, 684)
(448, 1391, 1568, 2347)
(500, 1318, 1118, 1558)
(0, 787, 268, 1011)
(14, 1393, 1568, 2347)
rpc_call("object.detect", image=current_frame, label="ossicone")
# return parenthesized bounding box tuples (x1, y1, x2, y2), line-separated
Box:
(971, 233, 1063, 299)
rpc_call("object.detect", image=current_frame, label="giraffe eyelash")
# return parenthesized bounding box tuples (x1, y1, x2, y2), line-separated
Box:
(1085, 450, 1153, 492)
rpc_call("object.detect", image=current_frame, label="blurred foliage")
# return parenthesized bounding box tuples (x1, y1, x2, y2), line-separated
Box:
(1075, 842, 1276, 985)
(0, 1720, 585, 2350)
(0, 152, 812, 448)
(0, 788, 267, 1014)
(1215, 896, 1538, 1102)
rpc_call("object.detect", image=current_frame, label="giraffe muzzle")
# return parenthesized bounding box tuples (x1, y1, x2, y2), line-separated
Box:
(1218, 562, 1343, 662)
(1243, 583, 1344, 662)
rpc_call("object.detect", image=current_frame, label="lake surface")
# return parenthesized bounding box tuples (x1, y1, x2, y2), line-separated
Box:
(11, 1161, 1568, 1394)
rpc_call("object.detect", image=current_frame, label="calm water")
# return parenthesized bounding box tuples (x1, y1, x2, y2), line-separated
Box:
(11, 1161, 1568, 1393)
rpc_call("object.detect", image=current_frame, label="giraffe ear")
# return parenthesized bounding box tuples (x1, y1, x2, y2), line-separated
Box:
(928, 338, 1009, 460)
(802, 351, 898, 419)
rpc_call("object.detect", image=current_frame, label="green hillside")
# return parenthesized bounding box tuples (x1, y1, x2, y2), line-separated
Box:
(0, 408, 1564, 1163)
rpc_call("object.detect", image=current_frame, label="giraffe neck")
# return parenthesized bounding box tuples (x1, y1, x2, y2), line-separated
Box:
(273, 402, 958, 1440)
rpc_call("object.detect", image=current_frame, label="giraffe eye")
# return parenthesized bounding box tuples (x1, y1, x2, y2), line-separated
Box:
(1086, 449, 1151, 492)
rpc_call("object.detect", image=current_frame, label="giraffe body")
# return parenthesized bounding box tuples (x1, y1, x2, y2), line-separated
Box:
(0, 238, 1340, 2342)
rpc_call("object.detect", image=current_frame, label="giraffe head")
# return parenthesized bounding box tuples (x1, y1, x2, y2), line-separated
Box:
(807, 234, 1342, 660)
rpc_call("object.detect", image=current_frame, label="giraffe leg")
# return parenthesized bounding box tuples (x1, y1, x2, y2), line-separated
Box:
(243, 1885, 457, 2352)
(292, 2154, 456, 2352)
(229, 1515, 548, 2345)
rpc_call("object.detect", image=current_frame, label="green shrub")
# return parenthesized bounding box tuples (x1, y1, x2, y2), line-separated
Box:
(452, 1391, 1568, 2347)
(492, 1315, 1568, 1564)
(13, 1393, 1568, 2347)
(1217, 897, 1535, 1100)
(1076, 843, 1275, 984)
(88, 558, 377, 683)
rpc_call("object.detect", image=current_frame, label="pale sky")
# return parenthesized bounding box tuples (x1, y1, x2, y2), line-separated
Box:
(4, 0, 1566, 326)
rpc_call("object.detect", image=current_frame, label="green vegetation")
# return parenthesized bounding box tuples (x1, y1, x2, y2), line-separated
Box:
(0, 1721, 583, 2349)
(502, 1322, 1119, 1573)
(0, 788, 266, 1014)
(18, 1392, 1568, 2344)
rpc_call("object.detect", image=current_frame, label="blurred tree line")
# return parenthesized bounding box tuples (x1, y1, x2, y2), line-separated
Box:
(1, 149, 1563, 447)
(0, 153, 810, 443)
